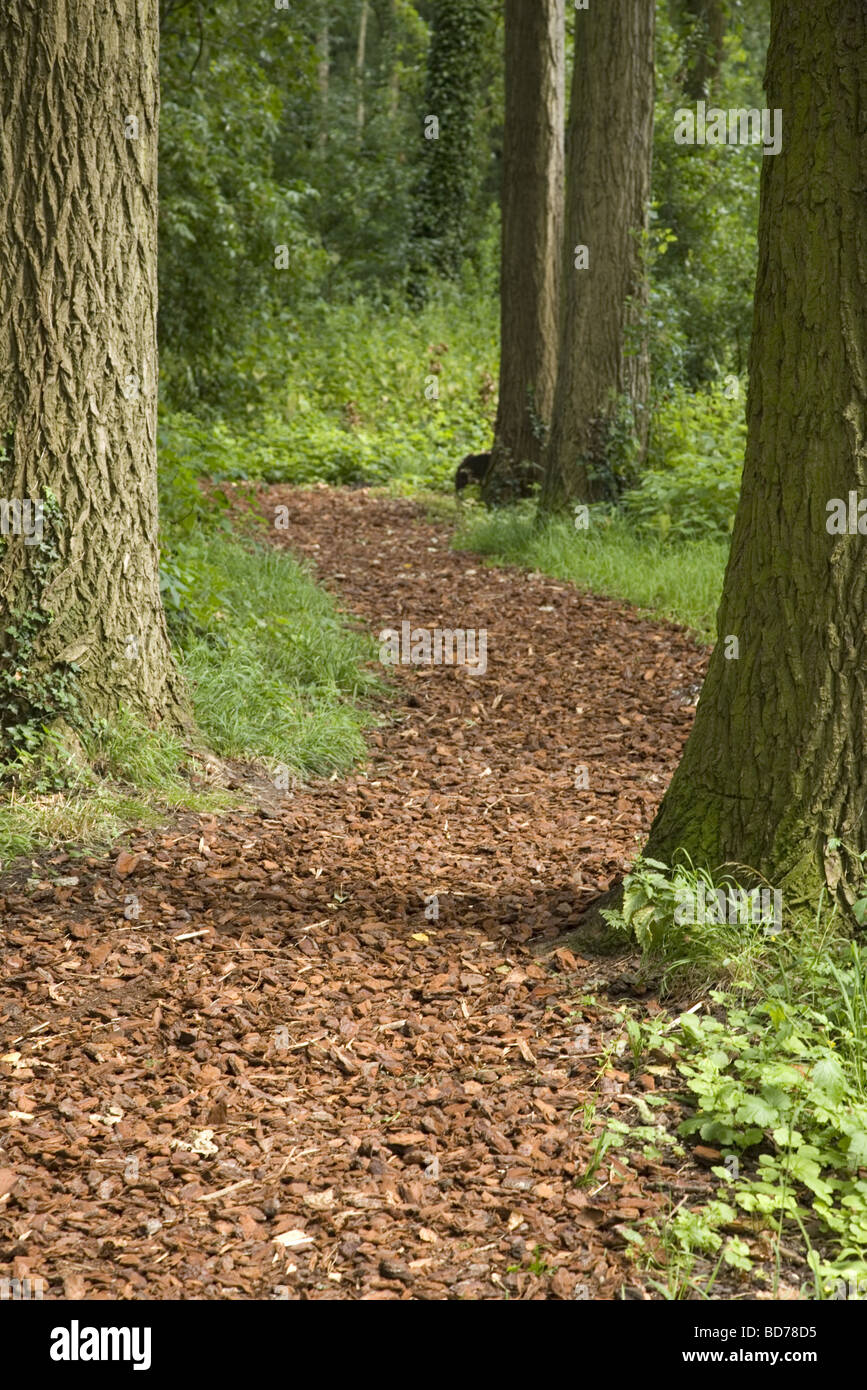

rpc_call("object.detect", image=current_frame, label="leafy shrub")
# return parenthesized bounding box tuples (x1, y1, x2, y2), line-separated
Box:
(621, 384, 746, 541)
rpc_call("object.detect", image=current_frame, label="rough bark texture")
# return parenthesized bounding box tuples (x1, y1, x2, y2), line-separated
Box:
(0, 0, 190, 744)
(540, 0, 654, 512)
(644, 0, 867, 910)
(483, 0, 564, 505)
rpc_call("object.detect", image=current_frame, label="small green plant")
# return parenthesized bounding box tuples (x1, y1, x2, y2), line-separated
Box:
(506, 1245, 558, 1278)
(630, 1202, 753, 1300)
(616, 856, 867, 1288)
(577, 1128, 621, 1188)
(600, 853, 778, 993)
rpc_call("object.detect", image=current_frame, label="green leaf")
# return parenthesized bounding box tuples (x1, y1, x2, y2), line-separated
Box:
(812, 1057, 847, 1102)
(736, 1095, 779, 1128)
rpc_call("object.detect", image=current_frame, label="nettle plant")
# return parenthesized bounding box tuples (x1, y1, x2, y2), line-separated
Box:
(620, 384, 746, 542)
(668, 986, 867, 1290)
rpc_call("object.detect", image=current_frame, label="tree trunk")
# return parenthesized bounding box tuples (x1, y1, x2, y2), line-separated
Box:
(682, 0, 726, 100)
(317, 4, 330, 156)
(540, 0, 654, 513)
(644, 0, 867, 912)
(408, 0, 491, 299)
(483, 0, 564, 505)
(0, 0, 190, 753)
(388, 0, 401, 121)
(356, 0, 369, 136)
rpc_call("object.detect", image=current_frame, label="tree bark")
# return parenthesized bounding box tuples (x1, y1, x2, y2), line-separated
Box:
(540, 0, 655, 513)
(0, 0, 190, 751)
(483, 0, 564, 505)
(408, 0, 491, 298)
(356, 0, 369, 136)
(644, 0, 867, 911)
(317, 3, 330, 156)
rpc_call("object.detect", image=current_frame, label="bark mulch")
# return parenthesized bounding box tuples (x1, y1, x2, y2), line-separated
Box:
(0, 485, 719, 1301)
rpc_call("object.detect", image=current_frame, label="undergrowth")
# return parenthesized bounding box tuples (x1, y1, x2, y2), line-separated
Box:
(599, 855, 867, 1297)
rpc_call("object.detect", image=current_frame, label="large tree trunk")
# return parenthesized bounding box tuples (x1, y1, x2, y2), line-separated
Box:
(644, 0, 867, 911)
(483, 0, 564, 505)
(0, 0, 189, 753)
(540, 0, 654, 513)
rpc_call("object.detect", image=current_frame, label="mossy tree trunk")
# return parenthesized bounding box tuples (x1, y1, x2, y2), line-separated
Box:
(644, 0, 867, 911)
(482, 0, 564, 506)
(0, 0, 190, 753)
(539, 0, 655, 513)
(408, 0, 491, 300)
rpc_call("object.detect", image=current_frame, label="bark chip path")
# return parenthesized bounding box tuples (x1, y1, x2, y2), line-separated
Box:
(0, 486, 709, 1300)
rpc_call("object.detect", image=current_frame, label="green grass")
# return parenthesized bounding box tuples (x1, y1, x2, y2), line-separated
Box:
(0, 713, 233, 864)
(453, 502, 727, 643)
(174, 531, 381, 772)
(0, 517, 384, 864)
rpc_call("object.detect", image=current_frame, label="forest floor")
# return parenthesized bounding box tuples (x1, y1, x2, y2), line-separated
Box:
(0, 486, 792, 1302)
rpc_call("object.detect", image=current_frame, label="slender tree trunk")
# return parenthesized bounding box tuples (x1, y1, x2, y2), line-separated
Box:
(356, 0, 369, 136)
(540, 0, 655, 513)
(317, 4, 330, 156)
(0, 0, 189, 751)
(388, 0, 401, 122)
(682, 0, 726, 100)
(483, 0, 565, 505)
(408, 0, 491, 298)
(644, 0, 867, 911)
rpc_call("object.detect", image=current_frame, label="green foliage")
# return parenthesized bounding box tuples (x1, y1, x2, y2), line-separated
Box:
(616, 855, 867, 1287)
(278, 0, 430, 297)
(650, 1, 767, 388)
(408, 0, 497, 297)
(159, 286, 498, 490)
(158, 3, 327, 407)
(621, 382, 746, 541)
(601, 853, 781, 992)
(0, 493, 81, 761)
